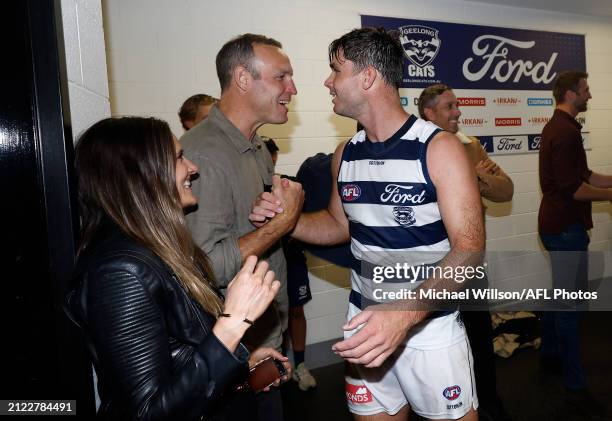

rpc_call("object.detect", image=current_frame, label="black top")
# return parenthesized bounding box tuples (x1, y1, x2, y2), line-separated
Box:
(65, 220, 250, 420)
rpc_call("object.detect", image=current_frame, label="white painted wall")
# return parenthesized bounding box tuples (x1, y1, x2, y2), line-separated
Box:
(61, 0, 111, 141)
(102, 0, 612, 345)
(60, 0, 110, 406)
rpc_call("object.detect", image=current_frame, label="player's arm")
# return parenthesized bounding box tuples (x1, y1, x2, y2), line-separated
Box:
(417, 132, 485, 293)
(289, 140, 350, 246)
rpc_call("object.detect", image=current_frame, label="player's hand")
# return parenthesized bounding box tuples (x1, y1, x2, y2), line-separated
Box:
(269, 175, 304, 233)
(249, 191, 284, 227)
(331, 306, 427, 368)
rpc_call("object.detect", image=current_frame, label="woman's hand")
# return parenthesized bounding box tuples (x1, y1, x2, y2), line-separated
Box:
(212, 256, 280, 352)
(225, 256, 280, 322)
(249, 347, 292, 391)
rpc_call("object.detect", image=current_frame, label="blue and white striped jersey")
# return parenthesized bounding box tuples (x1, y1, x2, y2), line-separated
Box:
(338, 114, 449, 301)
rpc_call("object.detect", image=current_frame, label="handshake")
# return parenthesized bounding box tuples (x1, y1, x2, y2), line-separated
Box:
(249, 175, 304, 234)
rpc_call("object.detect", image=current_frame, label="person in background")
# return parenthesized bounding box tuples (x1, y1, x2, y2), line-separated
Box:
(179, 93, 218, 131)
(262, 136, 319, 391)
(66, 116, 289, 420)
(263, 136, 279, 165)
(419, 83, 513, 421)
(539, 70, 609, 418)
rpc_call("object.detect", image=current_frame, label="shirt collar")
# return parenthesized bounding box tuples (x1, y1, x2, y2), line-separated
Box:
(208, 105, 260, 154)
(554, 108, 582, 130)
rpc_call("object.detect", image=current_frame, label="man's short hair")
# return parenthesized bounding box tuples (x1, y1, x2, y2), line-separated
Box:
(328, 27, 404, 89)
(216, 34, 282, 91)
(553, 70, 588, 104)
(417, 84, 452, 120)
(178, 94, 218, 129)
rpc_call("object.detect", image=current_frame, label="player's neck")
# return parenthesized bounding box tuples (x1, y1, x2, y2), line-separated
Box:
(362, 105, 410, 143)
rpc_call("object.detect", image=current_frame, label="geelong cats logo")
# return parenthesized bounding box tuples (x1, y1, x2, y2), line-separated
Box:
(399, 25, 441, 67)
(393, 206, 416, 227)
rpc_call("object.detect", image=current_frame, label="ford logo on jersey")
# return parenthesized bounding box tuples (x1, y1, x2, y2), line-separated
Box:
(342, 184, 361, 202)
(443, 385, 462, 401)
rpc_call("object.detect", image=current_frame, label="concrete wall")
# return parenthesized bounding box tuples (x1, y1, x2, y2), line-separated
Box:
(102, 0, 612, 346)
(61, 0, 111, 141)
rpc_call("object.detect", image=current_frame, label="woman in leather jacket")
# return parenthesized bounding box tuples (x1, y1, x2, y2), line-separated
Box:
(66, 117, 290, 420)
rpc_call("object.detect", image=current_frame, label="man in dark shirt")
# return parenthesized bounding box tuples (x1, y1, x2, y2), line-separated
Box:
(538, 70, 612, 416)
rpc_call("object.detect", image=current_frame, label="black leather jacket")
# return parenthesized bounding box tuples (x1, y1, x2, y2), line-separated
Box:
(66, 222, 250, 420)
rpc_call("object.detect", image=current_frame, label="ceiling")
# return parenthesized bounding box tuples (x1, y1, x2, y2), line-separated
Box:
(467, 0, 612, 18)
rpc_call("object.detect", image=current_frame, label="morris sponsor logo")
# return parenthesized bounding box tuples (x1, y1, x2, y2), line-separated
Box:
(528, 98, 553, 106)
(399, 25, 440, 77)
(495, 117, 521, 126)
(461, 118, 486, 126)
(493, 97, 520, 105)
(346, 384, 373, 404)
(457, 97, 486, 106)
(443, 385, 462, 401)
(341, 184, 361, 202)
(528, 117, 550, 124)
(462, 35, 558, 84)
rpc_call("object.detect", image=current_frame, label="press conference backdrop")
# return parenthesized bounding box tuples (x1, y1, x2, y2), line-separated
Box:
(361, 15, 588, 155)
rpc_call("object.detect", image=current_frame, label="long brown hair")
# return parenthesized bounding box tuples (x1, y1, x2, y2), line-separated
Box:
(75, 117, 222, 315)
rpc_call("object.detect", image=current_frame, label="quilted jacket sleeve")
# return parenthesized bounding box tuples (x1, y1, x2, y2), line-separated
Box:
(85, 262, 248, 420)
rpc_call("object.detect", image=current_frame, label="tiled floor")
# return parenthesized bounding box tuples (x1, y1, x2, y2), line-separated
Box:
(282, 312, 612, 421)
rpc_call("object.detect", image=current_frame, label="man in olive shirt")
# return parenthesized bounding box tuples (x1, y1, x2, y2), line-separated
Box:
(539, 70, 611, 416)
(181, 34, 302, 420)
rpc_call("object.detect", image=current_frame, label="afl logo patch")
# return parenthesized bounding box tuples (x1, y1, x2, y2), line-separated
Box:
(443, 385, 461, 401)
(342, 184, 361, 202)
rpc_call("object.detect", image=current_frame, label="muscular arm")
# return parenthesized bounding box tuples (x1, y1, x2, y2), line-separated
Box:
(418, 132, 485, 290)
(291, 141, 350, 245)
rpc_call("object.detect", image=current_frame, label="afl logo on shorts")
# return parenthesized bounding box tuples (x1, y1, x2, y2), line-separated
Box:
(443, 385, 461, 401)
(346, 383, 373, 404)
(342, 184, 361, 202)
